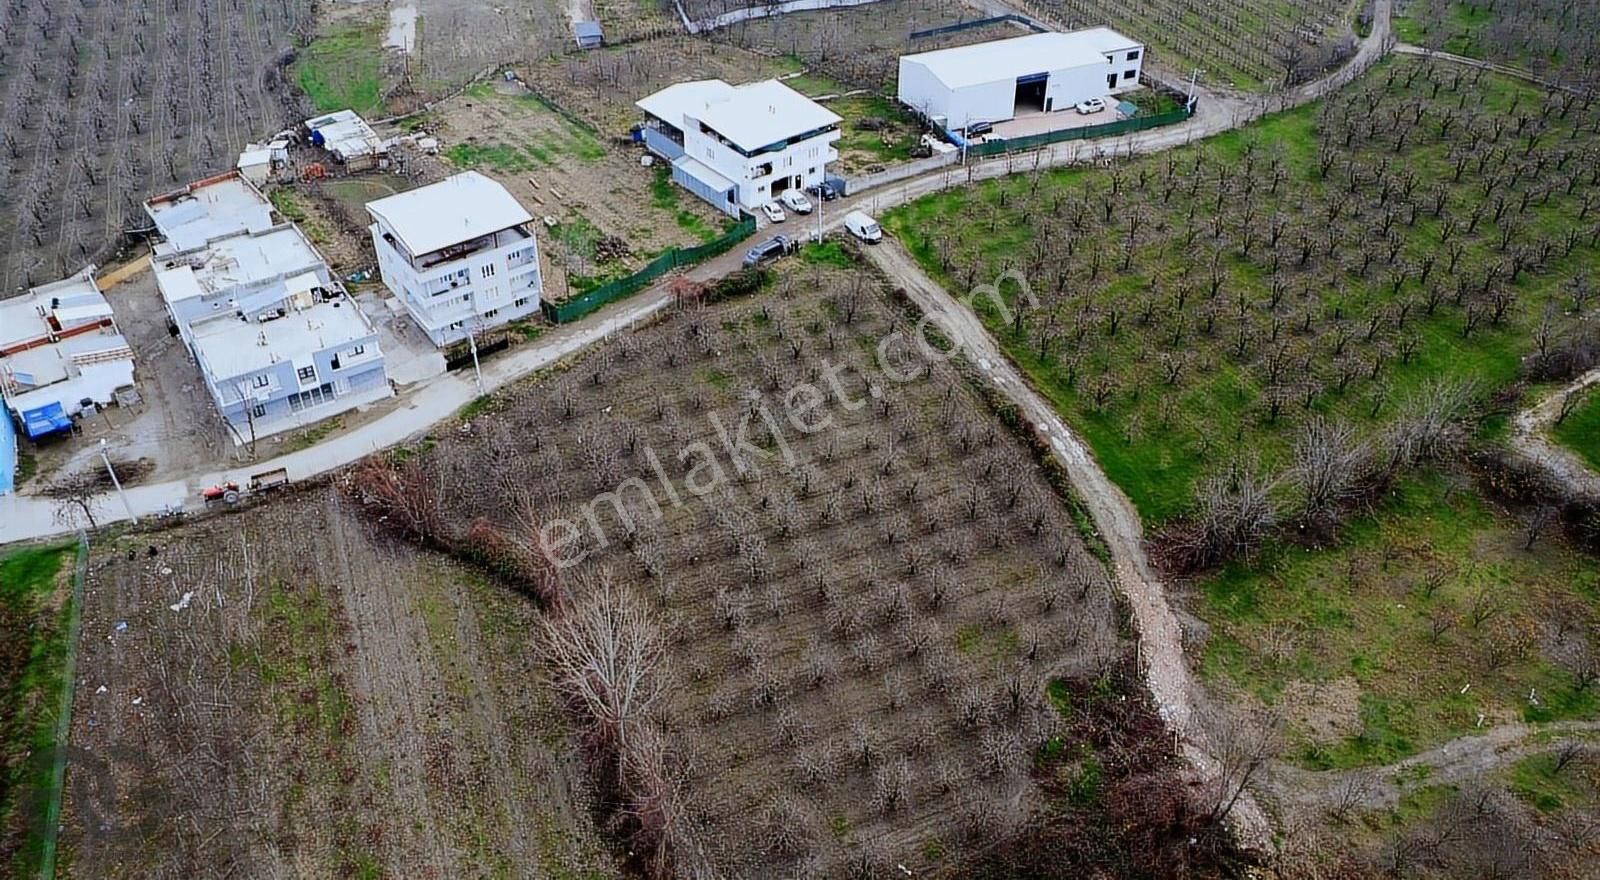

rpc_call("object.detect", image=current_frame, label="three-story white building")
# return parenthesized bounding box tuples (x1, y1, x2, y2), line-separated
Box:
(366, 172, 543, 347)
(637, 79, 842, 215)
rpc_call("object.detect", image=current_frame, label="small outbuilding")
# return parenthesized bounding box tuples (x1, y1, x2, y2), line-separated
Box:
(573, 20, 603, 49)
(898, 28, 1146, 133)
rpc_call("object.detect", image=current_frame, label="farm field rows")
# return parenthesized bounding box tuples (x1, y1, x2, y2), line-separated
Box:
(1020, 0, 1359, 90)
(346, 256, 1239, 876)
(883, 51, 1600, 782)
(59, 494, 615, 879)
(1396, 0, 1600, 88)
(0, 0, 312, 291)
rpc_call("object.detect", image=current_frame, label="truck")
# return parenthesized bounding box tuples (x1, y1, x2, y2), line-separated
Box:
(199, 467, 289, 506)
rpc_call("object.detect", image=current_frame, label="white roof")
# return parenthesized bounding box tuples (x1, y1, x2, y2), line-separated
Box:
(638, 79, 840, 153)
(1, 332, 131, 390)
(191, 299, 373, 381)
(671, 155, 736, 193)
(365, 172, 533, 256)
(901, 28, 1143, 89)
(636, 79, 737, 126)
(154, 225, 329, 308)
(305, 109, 386, 160)
(145, 174, 276, 251)
(0, 269, 110, 351)
(238, 148, 272, 168)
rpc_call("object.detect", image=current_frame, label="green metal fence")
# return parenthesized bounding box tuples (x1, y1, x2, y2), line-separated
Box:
(966, 107, 1193, 158)
(541, 214, 758, 324)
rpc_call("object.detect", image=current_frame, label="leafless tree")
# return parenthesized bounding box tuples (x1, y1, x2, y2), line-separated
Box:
(47, 470, 106, 530)
(1291, 417, 1370, 527)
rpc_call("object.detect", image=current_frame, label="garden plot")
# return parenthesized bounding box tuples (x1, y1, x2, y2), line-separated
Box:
(345, 254, 1234, 877)
(884, 54, 1600, 770)
(1018, 0, 1358, 90)
(711, 0, 1025, 92)
(535, 35, 799, 133)
(60, 491, 616, 879)
(1397, 0, 1600, 88)
(425, 80, 730, 294)
(0, 0, 312, 294)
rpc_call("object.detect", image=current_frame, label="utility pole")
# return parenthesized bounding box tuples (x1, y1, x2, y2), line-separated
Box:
(466, 325, 485, 396)
(99, 439, 136, 525)
(1186, 69, 1205, 113)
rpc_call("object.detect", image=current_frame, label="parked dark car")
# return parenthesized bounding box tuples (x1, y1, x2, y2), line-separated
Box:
(806, 181, 839, 202)
(742, 234, 797, 266)
(964, 120, 993, 137)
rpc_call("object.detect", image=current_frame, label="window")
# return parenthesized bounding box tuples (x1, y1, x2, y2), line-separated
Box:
(350, 344, 365, 356)
(480, 263, 496, 279)
(449, 320, 465, 330)
(1127, 50, 1140, 61)
(1123, 70, 1137, 80)
(252, 374, 271, 389)
(809, 167, 817, 175)
(251, 404, 266, 418)
(483, 308, 499, 319)
(297, 365, 317, 382)
(514, 297, 529, 308)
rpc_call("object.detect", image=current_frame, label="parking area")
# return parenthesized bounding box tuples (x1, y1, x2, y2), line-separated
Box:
(990, 99, 1132, 139)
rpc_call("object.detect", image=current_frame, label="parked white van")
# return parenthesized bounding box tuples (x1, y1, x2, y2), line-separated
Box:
(843, 211, 882, 243)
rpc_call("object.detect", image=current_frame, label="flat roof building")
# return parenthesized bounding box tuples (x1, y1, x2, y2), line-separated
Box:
(305, 109, 388, 168)
(144, 171, 277, 254)
(366, 172, 544, 347)
(152, 222, 390, 444)
(0, 269, 136, 439)
(898, 28, 1146, 132)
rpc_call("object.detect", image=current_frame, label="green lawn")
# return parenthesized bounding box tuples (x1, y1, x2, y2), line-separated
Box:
(1393, 2, 1496, 58)
(294, 20, 386, 116)
(1197, 473, 1600, 769)
(785, 71, 918, 168)
(883, 60, 1596, 523)
(1553, 388, 1600, 472)
(651, 166, 722, 244)
(0, 543, 76, 877)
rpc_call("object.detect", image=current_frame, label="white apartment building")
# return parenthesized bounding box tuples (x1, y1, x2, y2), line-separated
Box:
(366, 172, 543, 347)
(636, 79, 842, 215)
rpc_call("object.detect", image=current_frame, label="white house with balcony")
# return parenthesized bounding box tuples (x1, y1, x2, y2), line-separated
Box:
(365, 172, 543, 347)
(636, 79, 841, 216)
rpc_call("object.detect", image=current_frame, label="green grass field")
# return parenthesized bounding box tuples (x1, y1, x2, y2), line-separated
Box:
(294, 20, 386, 116)
(0, 544, 76, 877)
(1198, 472, 1600, 768)
(1553, 388, 1600, 472)
(884, 59, 1596, 523)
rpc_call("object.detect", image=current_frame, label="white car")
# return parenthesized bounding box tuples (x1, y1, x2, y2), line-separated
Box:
(779, 190, 813, 214)
(1075, 97, 1108, 115)
(760, 202, 786, 223)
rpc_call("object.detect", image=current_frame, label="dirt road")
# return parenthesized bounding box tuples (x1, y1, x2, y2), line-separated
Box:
(864, 239, 1275, 846)
(1264, 720, 1600, 816)
(1510, 366, 1600, 498)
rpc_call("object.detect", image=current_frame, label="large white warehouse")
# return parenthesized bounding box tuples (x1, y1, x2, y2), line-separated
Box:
(898, 28, 1146, 133)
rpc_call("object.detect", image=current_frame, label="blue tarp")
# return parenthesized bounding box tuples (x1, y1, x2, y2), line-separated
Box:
(20, 402, 72, 440)
(0, 409, 14, 495)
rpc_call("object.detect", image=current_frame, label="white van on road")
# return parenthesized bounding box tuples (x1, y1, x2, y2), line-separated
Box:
(843, 211, 882, 243)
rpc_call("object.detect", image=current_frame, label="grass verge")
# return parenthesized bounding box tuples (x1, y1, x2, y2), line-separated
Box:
(294, 20, 386, 116)
(1552, 387, 1600, 472)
